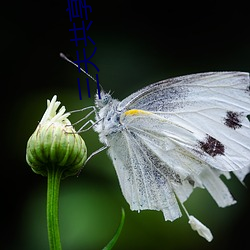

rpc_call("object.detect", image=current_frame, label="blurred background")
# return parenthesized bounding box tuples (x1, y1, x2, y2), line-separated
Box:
(2, 1, 250, 249)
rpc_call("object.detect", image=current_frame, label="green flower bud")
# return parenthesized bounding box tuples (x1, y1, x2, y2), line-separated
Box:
(26, 95, 87, 178)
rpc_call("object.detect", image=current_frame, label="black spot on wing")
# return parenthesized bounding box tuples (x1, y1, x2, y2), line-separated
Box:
(199, 135, 225, 157)
(224, 111, 243, 130)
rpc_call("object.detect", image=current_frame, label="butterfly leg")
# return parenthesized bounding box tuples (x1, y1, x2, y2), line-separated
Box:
(85, 145, 108, 165)
(68, 106, 101, 132)
(77, 145, 108, 176)
(70, 106, 96, 126)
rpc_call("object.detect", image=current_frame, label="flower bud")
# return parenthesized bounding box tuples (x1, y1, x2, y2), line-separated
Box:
(26, 95, 87, 178)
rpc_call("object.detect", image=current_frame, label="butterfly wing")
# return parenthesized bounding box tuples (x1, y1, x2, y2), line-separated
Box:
(106, 72, 249, 221)
(118, 72, 250, 174)
(107, 110, 238, 221)
(107, 126, 182, 221)
(118, 72, 249, 113)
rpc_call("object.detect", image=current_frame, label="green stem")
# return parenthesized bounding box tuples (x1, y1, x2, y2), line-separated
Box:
(47, 165, 63, 250)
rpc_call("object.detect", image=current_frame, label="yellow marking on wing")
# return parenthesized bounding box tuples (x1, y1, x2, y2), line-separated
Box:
(124, 109, 152, 116)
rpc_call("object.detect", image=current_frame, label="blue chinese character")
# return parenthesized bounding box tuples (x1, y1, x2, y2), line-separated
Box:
(77, 77, 91, 99)
(66, 0, 92, 22)
(75, 48, 100, 98)
(77, 78, 83, 100)
(75, 48, 99, 73)
(69, 20, 95, 47)
(77, 75, 100, 99)
(75, 48, 101, 99)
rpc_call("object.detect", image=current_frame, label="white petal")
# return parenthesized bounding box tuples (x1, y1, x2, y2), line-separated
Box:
(40, 95, 71, 125)
(41, 95, 57, 123)
(188, 215, 213, 242)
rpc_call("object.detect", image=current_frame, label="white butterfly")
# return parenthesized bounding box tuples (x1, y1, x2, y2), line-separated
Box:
(85, 72, 250, 241)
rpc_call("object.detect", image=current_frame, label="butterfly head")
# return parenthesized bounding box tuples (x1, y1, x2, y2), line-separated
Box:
(95, 90, 113, 109)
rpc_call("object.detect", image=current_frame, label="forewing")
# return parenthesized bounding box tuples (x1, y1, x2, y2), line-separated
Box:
(119, 72, 250, 175)
(119, 72, 249, 112)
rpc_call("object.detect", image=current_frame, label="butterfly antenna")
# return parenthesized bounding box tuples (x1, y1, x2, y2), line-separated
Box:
(60, 53, 103, 90)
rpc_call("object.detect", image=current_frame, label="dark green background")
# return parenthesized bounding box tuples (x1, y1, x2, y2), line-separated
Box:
(2, 1, 250, 249)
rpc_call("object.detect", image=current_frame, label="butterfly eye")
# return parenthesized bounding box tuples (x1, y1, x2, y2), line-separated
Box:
(103, 94, 111, 105)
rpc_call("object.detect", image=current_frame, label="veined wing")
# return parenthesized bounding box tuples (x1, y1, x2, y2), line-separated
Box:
(118, 72, 249, 113)
(120, 112, 239, 205)
(118, 72, 250, 174)
(107, 128, 182, 221)
(108, 112, 237, 222)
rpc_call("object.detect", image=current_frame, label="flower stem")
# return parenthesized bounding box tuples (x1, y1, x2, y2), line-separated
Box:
(47, 165, 63, 250)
